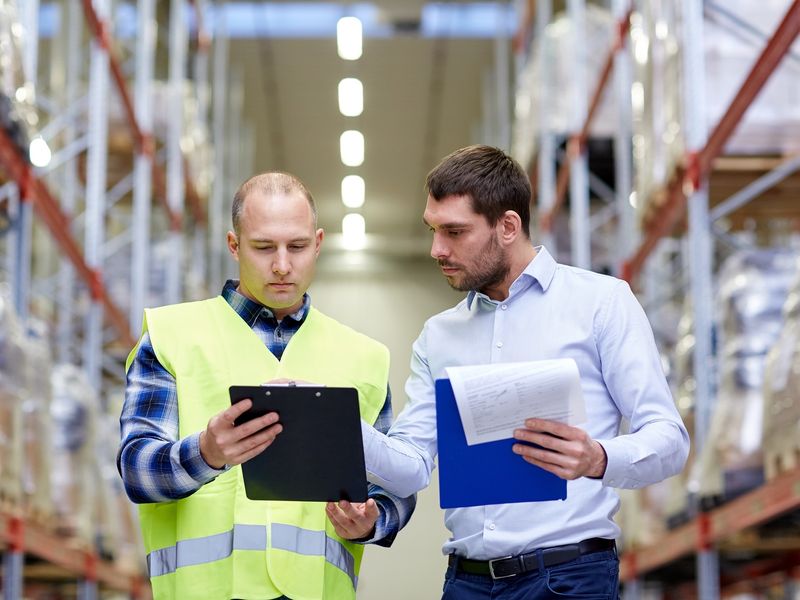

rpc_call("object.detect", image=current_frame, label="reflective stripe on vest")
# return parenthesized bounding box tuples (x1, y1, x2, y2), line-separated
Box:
(147, 524, 357, 587)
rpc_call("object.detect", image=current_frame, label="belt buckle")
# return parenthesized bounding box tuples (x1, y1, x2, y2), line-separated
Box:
(488, 555, 516, 580)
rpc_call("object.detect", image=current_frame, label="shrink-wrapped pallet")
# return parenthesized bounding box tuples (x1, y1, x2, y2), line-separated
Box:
(697, 249, 796, 500)
(50, 363, 98, 543)
(762, 262, 800, 478)
(663, 306, 698, 524)
(20, 319, 53, 522)
(511, 5, 617, 169)
(0, 283, 25, 504)
(630, 0, 800, 224)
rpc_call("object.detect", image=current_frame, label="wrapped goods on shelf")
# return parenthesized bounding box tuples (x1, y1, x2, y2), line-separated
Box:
(763, 262, 800, 478)
(21, 318, 53, 521)
(704, 1, 800, 155)
(664, 306, 697, 523)
(630, 2, 684, 225)
(0, 0, 38, 158)
(618, 480, 673, 550)
(697, 249, 797, 500)
(106, 235, 206, 311)
(0, 282, 25, 503)
(179, 81, 213, 202)
(106, 79, 212, 200)
(95, 411, 122, 560)
(511, 5, 617, 169)
(50, 363, 98, 543)
(633, 0, 800, 222)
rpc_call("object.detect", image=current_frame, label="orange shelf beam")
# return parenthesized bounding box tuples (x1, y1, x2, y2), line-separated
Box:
(620, 465, 800, 581)
(2, 511, 147, 595)
(621, 0, 800, 283)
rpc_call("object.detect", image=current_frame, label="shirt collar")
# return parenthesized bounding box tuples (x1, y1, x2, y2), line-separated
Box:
(221, 279, 310, 325)
(465, 246, 557, 310)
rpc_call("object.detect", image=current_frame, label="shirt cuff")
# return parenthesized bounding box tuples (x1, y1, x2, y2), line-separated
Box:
(180, 431, 229, 485)
(350, 495, 396, 548)
(597, 438, 629, 488)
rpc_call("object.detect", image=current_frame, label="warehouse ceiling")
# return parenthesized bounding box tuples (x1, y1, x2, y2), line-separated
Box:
(222, 1, 511, 257)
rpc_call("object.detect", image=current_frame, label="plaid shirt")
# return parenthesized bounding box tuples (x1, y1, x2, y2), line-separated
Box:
(118, 280, 415, 545)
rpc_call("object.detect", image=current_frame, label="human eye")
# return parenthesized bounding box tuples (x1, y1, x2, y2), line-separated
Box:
(289, 242, 309, 251)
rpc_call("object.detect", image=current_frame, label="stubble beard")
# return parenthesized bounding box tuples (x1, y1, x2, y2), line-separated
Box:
(441, 235, 509, 293)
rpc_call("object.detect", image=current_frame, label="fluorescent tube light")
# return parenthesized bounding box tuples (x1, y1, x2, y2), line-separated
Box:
(341, 175, 365, 208)
(337, 17, 362, 60)
(340, 130, 364, 167)
(338, 78, 363, 117)
(342, 213, 366, 250)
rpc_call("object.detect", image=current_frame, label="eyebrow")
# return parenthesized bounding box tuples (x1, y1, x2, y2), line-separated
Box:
(249, 236, 313, 244)
(422, 218, 471, 230)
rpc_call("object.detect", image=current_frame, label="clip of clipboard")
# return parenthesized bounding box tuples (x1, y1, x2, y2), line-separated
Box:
(230, 385, 367, 503)
(435, 378, 567, 508)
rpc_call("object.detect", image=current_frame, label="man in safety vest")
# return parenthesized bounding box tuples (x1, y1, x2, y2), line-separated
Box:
(118, 171, 416, 600)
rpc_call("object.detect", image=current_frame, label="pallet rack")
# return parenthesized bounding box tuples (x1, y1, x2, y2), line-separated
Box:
(0, 0, 235, 597)
(1, 510, 149, 599)
(526, 1, 800, 598)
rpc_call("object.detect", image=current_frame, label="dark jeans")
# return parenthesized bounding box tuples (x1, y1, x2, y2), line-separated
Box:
(442, 549, 619, 599)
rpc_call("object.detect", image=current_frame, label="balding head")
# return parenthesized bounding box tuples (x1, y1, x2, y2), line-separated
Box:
(232, 172, 317, 235)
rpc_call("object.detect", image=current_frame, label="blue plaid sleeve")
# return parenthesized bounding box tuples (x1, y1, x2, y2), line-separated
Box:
(117, 332, 227, 503)
(360, 385, 417, 547)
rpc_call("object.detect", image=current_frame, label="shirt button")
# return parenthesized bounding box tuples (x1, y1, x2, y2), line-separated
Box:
(501, 304, 508, 310)
(496, 342, 503, 348)
(488, 523, 496, 531)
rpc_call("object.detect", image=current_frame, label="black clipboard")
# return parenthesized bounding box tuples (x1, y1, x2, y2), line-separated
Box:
(229, 385, 367, 502)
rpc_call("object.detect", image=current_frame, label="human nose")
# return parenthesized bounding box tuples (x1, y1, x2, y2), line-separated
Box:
(272, 248, 290, 275)
(430, 232, 448, 261)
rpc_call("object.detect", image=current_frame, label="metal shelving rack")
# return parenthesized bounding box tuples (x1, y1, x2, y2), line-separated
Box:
(0, 0, 232, 597)
(531, 0, 638, 275)
(2, 511, 148, 599)
(526, 1, 800, 598)
(615, 1, 800, 598)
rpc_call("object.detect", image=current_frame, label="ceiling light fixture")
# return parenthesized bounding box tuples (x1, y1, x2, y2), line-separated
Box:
(341, 175, 365, 208)
(340, 130, 364, 167)
(29, 136, 52, 168)
(337, 16, 362, 60)
(338, 78, 363, 117)
(342, 213, 366, 250)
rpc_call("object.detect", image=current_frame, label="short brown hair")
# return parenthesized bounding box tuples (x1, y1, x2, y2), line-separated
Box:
(232, 172, 317, 234)
(426, 145, 531, 237)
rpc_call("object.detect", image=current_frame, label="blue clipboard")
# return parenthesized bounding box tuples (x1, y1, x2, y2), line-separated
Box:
(435, 378, 567, 508)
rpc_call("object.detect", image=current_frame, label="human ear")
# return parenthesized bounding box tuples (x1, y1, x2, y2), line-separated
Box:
(227, 231, 240, 260)
(315, 228, 324, 257)
(499, 210, 522, 244)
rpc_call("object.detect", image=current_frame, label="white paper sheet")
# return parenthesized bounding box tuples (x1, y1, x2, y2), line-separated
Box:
(445, 359, 587, 446)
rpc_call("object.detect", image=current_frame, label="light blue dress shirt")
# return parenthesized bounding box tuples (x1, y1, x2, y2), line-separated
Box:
(362, 246, 689, 560)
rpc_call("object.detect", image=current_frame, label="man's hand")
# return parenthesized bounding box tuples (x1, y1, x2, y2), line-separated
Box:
(325, 500, 380, 540)
(512, 418, 607, 480)
(199, 399, 282, 469)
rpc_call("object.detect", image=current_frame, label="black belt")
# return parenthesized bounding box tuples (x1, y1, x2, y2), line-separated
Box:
(449, 537, 616, 580)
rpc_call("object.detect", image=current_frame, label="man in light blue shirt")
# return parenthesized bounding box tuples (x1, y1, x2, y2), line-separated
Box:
(362, 145, 689, 599)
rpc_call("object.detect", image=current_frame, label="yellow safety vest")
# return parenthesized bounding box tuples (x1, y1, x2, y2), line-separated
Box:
(126, 296, 389, 600)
